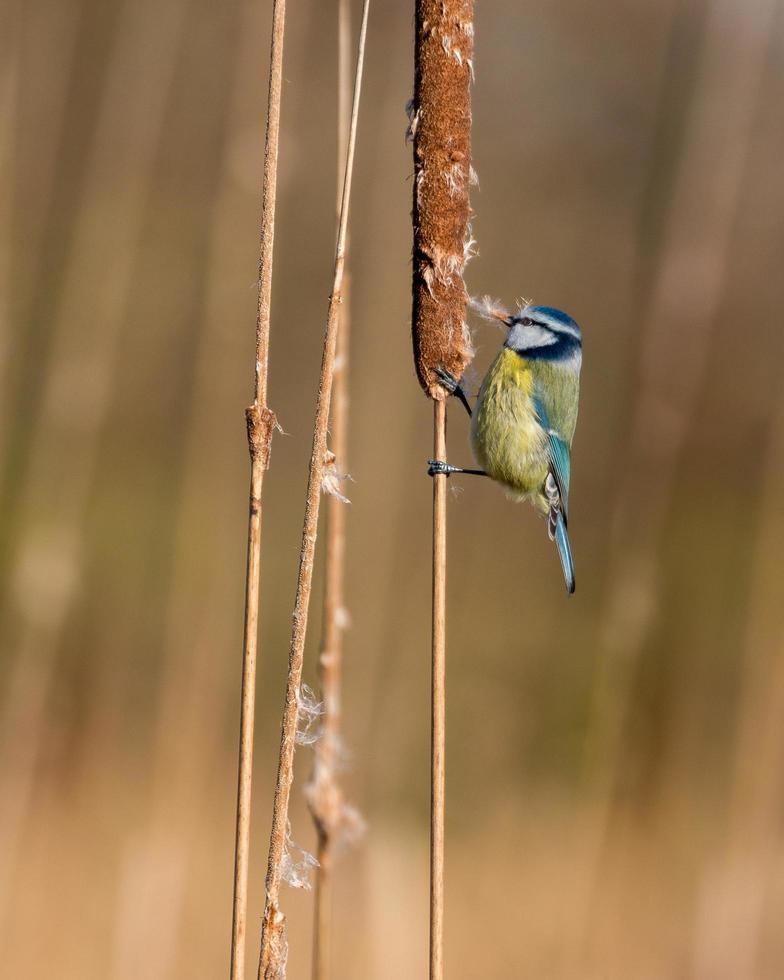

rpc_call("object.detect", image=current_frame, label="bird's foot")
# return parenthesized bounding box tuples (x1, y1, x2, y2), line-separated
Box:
(428, 459, 459, 477)
(434, 366, 473, 419)
(434, 366, 460, 394)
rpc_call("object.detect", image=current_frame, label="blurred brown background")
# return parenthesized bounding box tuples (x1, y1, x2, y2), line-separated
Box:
(4, 0, 784, 977)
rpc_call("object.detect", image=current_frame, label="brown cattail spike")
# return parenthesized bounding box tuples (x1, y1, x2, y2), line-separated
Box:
(412, 0, 475, 398)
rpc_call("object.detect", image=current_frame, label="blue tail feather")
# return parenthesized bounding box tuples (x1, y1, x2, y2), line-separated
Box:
(553, 513, 575, 595)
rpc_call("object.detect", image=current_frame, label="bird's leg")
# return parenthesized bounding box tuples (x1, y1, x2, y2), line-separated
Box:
(427, 460, 487, 478)
(429, 369, 481, 478)
(434, 367, 473, 418)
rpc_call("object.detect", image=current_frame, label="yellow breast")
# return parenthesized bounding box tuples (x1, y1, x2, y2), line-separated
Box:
(470, 347, 549, 503)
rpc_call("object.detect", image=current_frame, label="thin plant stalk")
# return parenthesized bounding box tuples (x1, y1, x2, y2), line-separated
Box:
(411, 4, 474, 978)
(257, 2, 370, 975)
(230, 2, 286, 978)
(308, 1, 353, 977)
(430, 399, 447, 980)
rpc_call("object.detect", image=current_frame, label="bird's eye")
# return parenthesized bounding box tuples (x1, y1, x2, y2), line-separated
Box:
(521, 317, 532, 326)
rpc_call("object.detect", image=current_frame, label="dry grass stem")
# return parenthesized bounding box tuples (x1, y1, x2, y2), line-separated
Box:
(411, 4, 474, 978)
(230, 2, 286, 978)
(412, 0, 475, 398)
(430, 398, 447, 980)
(257, 2, 370, 976)
(306, 1, 356, 977)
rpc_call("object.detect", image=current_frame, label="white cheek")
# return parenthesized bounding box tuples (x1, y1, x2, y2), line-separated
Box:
(509, 323, 557, 349)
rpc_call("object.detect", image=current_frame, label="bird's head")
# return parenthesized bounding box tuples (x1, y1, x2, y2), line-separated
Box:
(504, 305, 582, 364)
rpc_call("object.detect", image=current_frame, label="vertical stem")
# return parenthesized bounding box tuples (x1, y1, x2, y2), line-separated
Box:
(430, 399, 447, 980)
(310, 4, 352, 978)
(230, 2, 286, 979)
(253, 0, 286, 412)
(312, 841, 332, 980)
(257, 3, 370, 976)
(231, 432, 266, 980)
(411, 3, 473, 976)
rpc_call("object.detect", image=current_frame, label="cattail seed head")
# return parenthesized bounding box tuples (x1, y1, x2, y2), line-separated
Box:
(412, 0, 475, 398)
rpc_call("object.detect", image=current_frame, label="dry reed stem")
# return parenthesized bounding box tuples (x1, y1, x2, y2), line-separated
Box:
(307, 1, 354, 977)
(412, 4, 474, 978)
(230, 2, 286, 979)
(257, 2, 370, 976)
(412, 0, 475, 397)
(430, 399, 447, 980)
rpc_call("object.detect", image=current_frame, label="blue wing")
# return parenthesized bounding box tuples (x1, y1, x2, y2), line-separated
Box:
(533, 394, 571, 522)
(534, 393, 575, 593)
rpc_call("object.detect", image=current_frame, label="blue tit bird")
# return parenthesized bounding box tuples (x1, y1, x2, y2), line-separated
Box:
(428, 304, 582, 594)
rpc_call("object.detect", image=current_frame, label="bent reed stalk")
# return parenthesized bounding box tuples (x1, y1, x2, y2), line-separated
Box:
(307, 1, 354, 978)
(257, 2, 371, 977)
(411, 3, 474, 979)
(230, 3, 286, 979)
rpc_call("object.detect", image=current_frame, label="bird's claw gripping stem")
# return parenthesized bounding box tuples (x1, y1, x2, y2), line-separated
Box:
(428, 459, 458, 477)
(434, 366, 473, 418)
(427, 459, 488, 478)
(434, 367, 459, 394)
